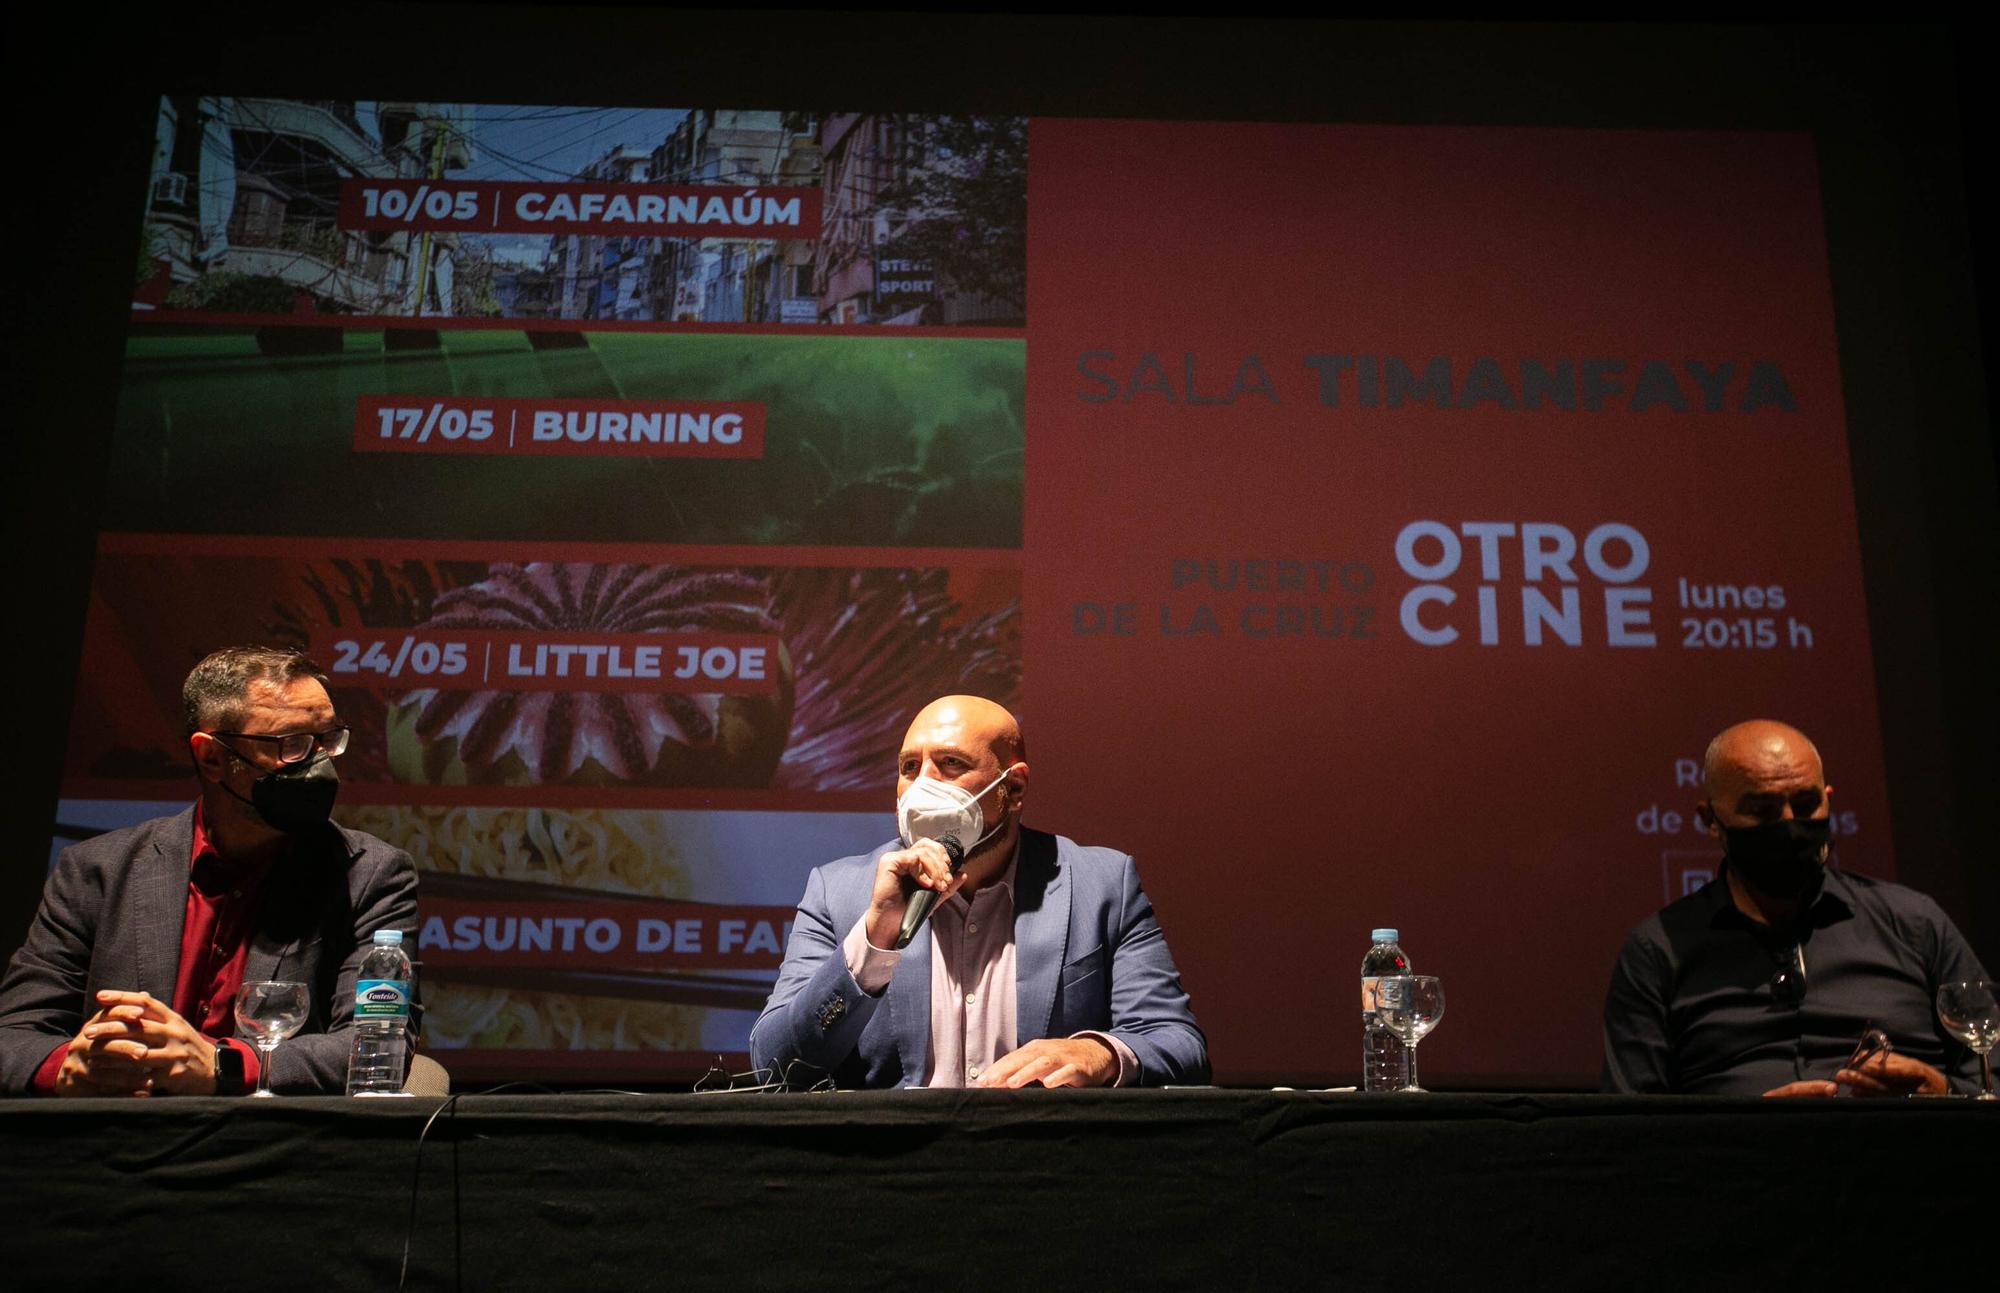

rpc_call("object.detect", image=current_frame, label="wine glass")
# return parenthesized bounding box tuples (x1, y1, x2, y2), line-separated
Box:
(234, 981, 310, 1098)
(1376, 975, 1446, 1092)
(1936, 980, 2000, 1101)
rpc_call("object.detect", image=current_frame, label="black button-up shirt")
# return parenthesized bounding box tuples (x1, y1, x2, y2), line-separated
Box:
(1601, 864, 1989, 1094)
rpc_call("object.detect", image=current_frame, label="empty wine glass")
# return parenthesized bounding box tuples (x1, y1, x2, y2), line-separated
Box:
(234, 980, 310, 1098)
(1936, 980, 2000, 1101)
(1376, 975, 1446, 1092)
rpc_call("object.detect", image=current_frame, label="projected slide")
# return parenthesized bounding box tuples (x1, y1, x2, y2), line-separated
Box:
(110, 331, 1025, 546)
(135, 101, 1022, 327)
(1019, 121, 1883, 1084)
(55, 99, 1882, 1085)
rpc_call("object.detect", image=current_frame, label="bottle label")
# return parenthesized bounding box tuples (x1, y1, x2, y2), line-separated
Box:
(355, 979, 411, 1019)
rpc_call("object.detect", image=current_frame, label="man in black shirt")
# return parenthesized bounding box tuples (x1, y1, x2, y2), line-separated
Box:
(1602, 719, 1988, 1096)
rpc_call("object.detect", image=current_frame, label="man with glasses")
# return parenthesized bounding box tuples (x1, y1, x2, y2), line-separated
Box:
(0, 646, 417, 1096)
(1600, 719, 1987, 1096)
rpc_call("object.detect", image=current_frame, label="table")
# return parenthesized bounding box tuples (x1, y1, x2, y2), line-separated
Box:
(7, 1091, 1993, 1289)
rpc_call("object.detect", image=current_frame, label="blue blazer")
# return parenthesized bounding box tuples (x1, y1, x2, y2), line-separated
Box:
(750, 826, 1208, 1088)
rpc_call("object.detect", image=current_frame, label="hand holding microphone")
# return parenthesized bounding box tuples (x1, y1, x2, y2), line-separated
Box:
(895, 835, 965, 949)
(864, 836, 966, 951)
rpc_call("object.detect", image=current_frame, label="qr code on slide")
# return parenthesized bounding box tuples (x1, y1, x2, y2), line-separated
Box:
(1661, 850, 1717, 902)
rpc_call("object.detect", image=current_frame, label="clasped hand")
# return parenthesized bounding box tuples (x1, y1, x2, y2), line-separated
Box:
(56, 989, 218, 1097)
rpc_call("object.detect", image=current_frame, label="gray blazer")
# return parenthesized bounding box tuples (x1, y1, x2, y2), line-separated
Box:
(0, 806, 418, 1094)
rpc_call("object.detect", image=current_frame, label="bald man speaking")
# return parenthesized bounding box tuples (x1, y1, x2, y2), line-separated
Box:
(751, 696, 1208, 1088)
(1601, 720, 1988, 1096)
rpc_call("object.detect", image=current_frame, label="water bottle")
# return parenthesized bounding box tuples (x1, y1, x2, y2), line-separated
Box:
(346, 929, 414, 1097)
(1361, 928, 1412, 1092)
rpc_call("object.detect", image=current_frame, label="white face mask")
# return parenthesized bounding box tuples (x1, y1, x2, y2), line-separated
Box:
(896, 764, 1020, 853)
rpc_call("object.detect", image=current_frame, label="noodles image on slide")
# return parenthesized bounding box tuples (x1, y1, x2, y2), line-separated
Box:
(332, 802, 894, 1068)
(336, 804, 702, 1055)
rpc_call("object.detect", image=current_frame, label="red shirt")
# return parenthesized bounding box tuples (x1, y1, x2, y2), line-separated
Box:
(33, 803, 270, 1093)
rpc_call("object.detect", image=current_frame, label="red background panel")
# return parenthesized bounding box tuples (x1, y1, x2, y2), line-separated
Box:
(1020, 121, 1882, 1084)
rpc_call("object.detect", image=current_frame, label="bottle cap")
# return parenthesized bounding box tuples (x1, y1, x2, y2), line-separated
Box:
(1370, 928, 1399, 942)
(373, 929, 405, 945)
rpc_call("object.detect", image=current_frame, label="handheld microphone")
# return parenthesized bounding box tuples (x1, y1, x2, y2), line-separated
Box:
(894, 835, 965, 949)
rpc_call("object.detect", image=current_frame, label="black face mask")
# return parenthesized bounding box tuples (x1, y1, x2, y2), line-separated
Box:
(221, 751, 340, 835)
(1723, 817, 1831, 901)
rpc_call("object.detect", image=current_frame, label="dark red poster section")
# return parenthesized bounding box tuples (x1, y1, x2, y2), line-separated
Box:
(1020, 121, 1884, 1085)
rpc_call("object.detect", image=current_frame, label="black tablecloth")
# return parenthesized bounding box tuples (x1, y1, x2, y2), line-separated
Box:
(8, 1091, 1994, 1290)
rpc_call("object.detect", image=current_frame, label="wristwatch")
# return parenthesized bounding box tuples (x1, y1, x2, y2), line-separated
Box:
(211, 1039, 247, 1096)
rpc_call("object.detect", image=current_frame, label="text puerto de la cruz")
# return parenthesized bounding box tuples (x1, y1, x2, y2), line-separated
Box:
(1071, 350, 1813, 652)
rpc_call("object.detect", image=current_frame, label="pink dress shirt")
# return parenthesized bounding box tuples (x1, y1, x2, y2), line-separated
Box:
(842, 846, 1137, 1087)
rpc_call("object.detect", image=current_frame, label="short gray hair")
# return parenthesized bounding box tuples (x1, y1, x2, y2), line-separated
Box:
(182, 646, 328, 734)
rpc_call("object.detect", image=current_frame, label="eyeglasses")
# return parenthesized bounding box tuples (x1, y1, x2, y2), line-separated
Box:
(208, 725, 350, 766)
(1842, 1024, 1893, 1072)
(1771, 942, 1808, 1006)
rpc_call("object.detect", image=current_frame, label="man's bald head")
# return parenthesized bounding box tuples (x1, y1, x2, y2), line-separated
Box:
(895, 696, 1030, 866)
(1701, 721, 1823, 800)
(902, 696, 1026, 770)
(1699, 719, 1831, 834)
